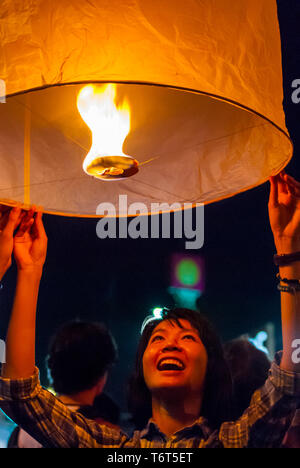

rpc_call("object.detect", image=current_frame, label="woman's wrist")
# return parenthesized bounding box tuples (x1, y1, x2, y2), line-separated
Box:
(17, 266, 43, 281)
(275, 236, 300, 255)
(279, 265, 300, 280)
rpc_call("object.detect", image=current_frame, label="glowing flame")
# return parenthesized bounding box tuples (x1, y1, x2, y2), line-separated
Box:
(77, 84, 131, 174)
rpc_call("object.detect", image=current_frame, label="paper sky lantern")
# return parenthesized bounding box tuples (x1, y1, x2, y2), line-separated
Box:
(0, 0, 292, 217)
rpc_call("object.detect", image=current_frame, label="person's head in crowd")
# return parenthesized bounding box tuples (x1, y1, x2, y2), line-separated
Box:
(128, 308, 233, 430)
(223, 338, 271, 419)
(46, 321, 117, 402)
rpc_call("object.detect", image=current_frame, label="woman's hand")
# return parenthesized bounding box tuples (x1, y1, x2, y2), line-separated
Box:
(14, 211, 48, 273)
(269, 172, 300, 254)
(0, 206, 22, 280)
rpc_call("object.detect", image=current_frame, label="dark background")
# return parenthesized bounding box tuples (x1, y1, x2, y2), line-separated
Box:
(0, 0, 300, 411)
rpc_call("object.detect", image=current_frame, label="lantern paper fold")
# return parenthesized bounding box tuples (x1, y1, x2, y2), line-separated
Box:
(0, 0, 292, 216)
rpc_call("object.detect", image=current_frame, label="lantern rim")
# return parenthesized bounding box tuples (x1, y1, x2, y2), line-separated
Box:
(0, 167, 293, 219)
(4, 80, 292, 144)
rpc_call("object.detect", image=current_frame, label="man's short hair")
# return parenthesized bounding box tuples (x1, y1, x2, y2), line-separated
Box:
(46, 321, 117, 395)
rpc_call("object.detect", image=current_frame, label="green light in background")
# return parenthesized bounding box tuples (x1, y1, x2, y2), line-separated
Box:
(176, 259, 201, 287)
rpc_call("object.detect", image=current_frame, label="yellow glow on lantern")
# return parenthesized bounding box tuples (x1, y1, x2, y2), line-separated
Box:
(77, 84, 133, 178)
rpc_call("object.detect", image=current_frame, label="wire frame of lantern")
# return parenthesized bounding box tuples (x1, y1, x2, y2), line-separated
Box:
(0, 0, 293, 217)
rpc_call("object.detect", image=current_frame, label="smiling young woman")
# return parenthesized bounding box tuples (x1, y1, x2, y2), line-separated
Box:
(128, 309, 232, 433)
(0, 173, 300, 448)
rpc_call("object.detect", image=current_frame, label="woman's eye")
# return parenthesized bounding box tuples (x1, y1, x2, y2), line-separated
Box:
(151, 335, 164, 343)
(182, 334, 196, 341)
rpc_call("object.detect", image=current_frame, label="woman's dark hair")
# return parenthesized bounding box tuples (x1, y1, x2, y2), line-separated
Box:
(223, 338, 271, 419)
(127, 308, 233, 430)
(46, 321, 118, 395)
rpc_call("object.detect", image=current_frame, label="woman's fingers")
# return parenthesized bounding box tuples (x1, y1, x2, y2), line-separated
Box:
(0, 210, 10, 231)
(283, 173, 300, 186)
(279, 174, 300, 200)
(1, 207, 22, 237)
(283, 174, 300, 196)
(269, 176, 279, 207)
(14, 207, 36, 238)
(33, 212, 47, 240)
(14, 220, 34, 241)
(0, 205, 43, 239)
(277, 172, 289, 195)
(270, 173, 300, 205)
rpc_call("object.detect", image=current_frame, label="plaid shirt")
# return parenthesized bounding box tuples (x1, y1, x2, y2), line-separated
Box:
(281, 407, 300, 448)
(0, 354, 300, 448)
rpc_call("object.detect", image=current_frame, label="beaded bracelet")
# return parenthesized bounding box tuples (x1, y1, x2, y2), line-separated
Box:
(277, 283, 300, 293)
(276, 273, 300, 286)
(276, 273, 300, 293)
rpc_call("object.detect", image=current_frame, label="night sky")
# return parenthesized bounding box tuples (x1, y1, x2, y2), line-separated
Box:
(0, 0, 300, 410)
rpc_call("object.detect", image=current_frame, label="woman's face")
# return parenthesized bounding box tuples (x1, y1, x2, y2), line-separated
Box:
(143, 319, 208, 397)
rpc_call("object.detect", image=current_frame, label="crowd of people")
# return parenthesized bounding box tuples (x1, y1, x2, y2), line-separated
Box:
(0, 172, 299, 448)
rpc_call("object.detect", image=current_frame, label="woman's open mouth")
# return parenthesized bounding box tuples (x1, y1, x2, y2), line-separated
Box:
(157, 358, 186, 371)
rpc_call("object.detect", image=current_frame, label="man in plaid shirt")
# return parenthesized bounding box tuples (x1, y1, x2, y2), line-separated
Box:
(0, 173, 300, 448)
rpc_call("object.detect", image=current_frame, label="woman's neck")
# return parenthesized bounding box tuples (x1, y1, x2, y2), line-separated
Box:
(151, 393, 203, 437)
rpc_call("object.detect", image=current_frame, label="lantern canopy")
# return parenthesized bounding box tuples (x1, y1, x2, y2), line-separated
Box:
(0, 0, 292, 216)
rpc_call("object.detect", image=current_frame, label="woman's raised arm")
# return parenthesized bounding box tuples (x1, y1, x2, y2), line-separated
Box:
(269, 172, 300, 372)
(1, 211, 48, 379)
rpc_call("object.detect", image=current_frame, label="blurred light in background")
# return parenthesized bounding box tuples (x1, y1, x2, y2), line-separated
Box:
(249, 331, 269, 356)
(169, 253, 204, 310)
(248, 322, 276, 359)
(140, 307, 164, 334)
(0, 410, 15, 448)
